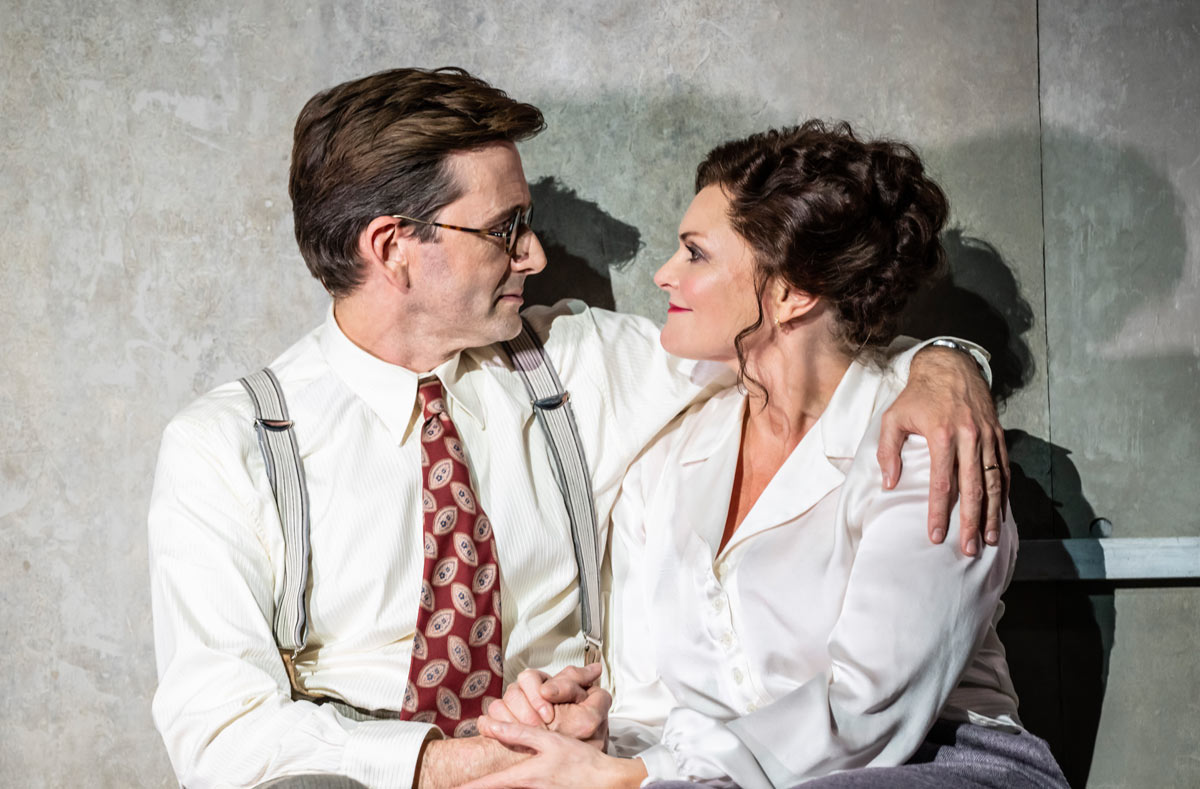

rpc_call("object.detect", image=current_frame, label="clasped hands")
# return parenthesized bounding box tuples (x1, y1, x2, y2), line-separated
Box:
(456, 665, 646, 789)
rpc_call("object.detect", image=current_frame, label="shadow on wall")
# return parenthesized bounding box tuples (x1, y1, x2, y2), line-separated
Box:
(900, 225, 1110, 789)
(903, 126, 1193, 786)
(524, 176, 642, 309)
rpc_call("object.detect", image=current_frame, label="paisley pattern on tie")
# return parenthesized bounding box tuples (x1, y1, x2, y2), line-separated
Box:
(401, 379, 503, 735)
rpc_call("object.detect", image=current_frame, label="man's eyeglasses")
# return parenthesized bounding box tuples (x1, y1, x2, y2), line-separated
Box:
(392, 204, 534, 258)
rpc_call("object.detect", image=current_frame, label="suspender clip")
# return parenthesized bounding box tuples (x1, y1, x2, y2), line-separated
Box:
(532, 391, 570, 411)
(583, 634, 602, 666)
(256, 418, 294, 432)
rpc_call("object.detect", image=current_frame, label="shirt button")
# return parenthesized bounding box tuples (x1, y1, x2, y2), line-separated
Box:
(711, 597, 725, 612)
(732, 668, 744, 684)
(747, 702, 759, 712)
(720, 632, 734, 648)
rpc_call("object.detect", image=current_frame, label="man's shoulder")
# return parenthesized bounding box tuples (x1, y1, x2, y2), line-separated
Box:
(162, 325, 327, 449)
(518, 299, 661, 348)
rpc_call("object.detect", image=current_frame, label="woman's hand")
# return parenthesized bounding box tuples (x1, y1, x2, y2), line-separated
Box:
(482, 664, 611, 748)
(454, 721, 646, 789)
(879, 345, 1009, 555)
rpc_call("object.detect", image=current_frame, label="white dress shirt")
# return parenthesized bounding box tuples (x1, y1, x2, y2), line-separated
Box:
(605, 358, 1020, 789)
(148, 301, 725, 789)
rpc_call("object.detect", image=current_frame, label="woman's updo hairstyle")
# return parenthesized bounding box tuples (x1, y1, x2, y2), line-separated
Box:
(696, 120, 949, 353)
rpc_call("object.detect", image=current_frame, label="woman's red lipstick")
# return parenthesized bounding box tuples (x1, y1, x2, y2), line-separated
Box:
(667, 303, 691, 313)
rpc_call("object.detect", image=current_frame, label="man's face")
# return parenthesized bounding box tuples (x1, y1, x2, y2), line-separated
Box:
(408, 142, 546, 352)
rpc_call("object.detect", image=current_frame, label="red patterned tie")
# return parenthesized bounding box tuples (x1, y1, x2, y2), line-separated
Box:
(401, 378, 504, 737)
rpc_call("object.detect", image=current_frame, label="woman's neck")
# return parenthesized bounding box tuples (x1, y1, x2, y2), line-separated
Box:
(740, 329, 853, 453)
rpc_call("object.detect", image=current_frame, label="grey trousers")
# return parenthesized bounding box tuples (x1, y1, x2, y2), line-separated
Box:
(649, 720, 1070, 789)
(253, 776, 368, 789)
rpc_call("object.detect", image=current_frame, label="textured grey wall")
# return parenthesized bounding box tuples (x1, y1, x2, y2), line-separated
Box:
(0, 1, 1195, 787)
(1038, 1, 1200, 785)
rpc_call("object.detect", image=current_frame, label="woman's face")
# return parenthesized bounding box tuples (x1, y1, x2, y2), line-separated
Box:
(654, 185, 762, 365)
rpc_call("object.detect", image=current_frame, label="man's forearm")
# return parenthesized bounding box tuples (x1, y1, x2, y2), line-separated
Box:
(415, 734, 528, 789)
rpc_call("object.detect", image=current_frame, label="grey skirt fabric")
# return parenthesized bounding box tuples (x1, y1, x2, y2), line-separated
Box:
(648, 720, 1069, 789)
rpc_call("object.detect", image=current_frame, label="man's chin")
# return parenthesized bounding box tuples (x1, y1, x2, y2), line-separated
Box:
(498, 318, 523, 342)
(487, 310, 524, 344)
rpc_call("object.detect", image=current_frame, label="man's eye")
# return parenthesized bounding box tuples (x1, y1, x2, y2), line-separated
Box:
(492, 214, 520, 234)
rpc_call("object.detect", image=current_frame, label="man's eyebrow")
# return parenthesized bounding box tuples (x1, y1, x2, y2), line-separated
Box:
(484, 203, 528, 227)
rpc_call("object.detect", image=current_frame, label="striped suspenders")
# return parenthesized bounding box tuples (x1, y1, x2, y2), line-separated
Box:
(239, 319, 604, 703)
(500, 320, 603, 665)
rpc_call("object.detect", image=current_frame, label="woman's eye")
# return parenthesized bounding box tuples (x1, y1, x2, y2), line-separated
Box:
(686, 245, 704, 262)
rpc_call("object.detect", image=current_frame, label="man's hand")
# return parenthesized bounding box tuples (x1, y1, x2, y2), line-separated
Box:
(455, 722, 646, 789)
(416, 734, 529, 789)
(417, 665, 610, 789)
(879, 346, 1009, 555)
(480, 665, 610, 748)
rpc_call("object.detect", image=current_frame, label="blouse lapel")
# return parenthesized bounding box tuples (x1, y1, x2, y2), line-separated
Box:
(719, 429, 845, 554)
(670, 388, 746, 557)
(719, 360, 888, 555)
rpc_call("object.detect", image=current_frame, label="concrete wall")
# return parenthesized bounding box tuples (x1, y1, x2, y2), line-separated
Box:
(0, 1, 1194, 786)
(1037, 1, 1200, 785)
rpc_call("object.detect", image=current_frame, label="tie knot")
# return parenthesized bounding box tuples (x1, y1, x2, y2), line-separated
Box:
(418, 379, 446, 420)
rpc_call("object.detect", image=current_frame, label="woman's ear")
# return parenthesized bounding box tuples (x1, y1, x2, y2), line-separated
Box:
(770, 280, 820, 328)
(357, 216, 414, 290)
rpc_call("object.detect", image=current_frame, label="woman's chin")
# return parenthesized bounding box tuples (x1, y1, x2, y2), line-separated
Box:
(658, 328, 684, 357)
(659, 329, 708, 362)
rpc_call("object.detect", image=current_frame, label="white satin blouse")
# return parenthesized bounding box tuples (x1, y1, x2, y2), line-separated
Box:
(604, 358, 1021, 789)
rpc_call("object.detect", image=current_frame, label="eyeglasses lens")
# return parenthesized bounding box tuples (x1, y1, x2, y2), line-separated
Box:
(507, 205, 534, 256)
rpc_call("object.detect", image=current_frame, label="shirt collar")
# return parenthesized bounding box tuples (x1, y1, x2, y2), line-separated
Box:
(317, 306, 489, 444)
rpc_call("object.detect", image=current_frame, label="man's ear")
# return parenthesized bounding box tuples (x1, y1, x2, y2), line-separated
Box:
(770, 280, 820, 328)
(357, 215, 415, 290)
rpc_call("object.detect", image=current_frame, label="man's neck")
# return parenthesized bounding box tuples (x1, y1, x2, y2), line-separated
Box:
(333, 295, 458, 373)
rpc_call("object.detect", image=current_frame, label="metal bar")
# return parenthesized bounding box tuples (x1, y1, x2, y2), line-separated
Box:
(1012, 537, 1200, 582)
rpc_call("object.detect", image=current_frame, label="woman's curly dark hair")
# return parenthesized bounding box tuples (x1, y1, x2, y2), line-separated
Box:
(696, 120, 948, 389)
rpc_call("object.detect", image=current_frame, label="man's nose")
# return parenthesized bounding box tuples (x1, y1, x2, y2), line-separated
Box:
(512, 228, 547, 275)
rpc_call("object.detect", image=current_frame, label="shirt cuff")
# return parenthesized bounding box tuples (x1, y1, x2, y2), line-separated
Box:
(895, 336, 993, 389)
(340, 720, 442, 788)
(636, 744, 683, 785)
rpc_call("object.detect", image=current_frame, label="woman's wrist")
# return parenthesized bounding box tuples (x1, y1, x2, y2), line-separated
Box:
(614, 755, 649, 789)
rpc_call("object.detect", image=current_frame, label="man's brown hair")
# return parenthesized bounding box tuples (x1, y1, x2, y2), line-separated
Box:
(289, 67, 546, 297)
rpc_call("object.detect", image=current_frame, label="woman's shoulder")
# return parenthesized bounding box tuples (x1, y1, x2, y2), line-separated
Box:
(830, 361, 931, 502)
